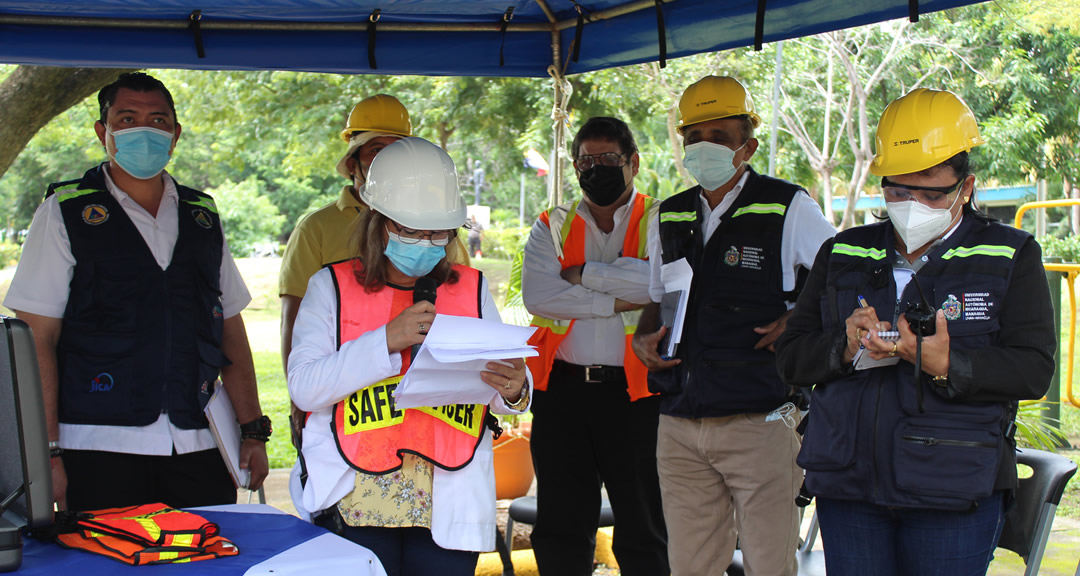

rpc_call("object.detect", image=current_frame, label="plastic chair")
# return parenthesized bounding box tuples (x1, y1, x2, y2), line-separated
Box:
(997, 448, 1077, 576)
(499, 494, 615, 575)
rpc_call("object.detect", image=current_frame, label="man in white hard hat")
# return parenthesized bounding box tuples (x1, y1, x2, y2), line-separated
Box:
(279, 94, 412, 458)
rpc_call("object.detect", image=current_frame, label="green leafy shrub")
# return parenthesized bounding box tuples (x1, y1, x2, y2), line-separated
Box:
(0, 241, 22, 268)
(483, 226, 530, 261)
(1038, 235, 1080, 263)
(206, 177, 287, 258)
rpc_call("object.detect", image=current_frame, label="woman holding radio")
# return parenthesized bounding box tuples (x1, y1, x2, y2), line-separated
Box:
(775, 88, 1056, 575)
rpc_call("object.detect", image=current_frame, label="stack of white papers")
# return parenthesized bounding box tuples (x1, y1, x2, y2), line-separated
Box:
(394, 315, 538, 409)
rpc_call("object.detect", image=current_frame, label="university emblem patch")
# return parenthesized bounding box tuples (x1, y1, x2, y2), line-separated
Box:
(941, 294, 962, 321)
(82, 204, 109, 225)
(192, 208, 213, 229)
(724, 246, 740, 267)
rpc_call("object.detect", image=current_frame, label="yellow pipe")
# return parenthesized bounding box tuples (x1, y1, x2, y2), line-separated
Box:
(1014, 199, 1080, 408)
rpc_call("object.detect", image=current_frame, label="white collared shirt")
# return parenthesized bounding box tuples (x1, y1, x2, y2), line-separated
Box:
(521, 190, 653, 367)
(647, 172, 837, 306)
(4, 167, 251, 455)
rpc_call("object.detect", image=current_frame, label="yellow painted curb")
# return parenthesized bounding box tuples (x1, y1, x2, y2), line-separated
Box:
(474, 528, 617, 576)
(476, 549, 538, 576)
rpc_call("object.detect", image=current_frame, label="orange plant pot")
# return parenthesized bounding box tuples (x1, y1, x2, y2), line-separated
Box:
(492, 434, 534, 500)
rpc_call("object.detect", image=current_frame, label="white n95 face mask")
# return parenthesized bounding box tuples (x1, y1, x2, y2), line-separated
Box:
(683, 141, 745, 191)
(886, 191, 962, 252)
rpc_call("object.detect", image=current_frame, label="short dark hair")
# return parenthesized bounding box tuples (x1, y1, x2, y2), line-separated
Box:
(98, 72, 177, 124)
(571, 117, 638, 160)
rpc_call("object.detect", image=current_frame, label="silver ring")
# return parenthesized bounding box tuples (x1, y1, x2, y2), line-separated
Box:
(504, 380, 512, 390)
(418, 322, 425, 333)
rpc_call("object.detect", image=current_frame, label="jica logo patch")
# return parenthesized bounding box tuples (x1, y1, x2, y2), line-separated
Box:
(89, 373, 115, 392)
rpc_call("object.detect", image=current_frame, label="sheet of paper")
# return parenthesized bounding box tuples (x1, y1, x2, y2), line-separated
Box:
(394, 314, 537, 409)
(659, 258, 693, 353)
(203, 381, 250, 489)
(852, 347, 901, 370)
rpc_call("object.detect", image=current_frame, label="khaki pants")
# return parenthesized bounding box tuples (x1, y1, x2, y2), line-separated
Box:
(657, 412, 802, 576)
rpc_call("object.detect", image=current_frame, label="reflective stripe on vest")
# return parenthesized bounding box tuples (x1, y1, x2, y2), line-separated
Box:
(941, 245, 1016, 260)
(832, 242, 888, 260)
(55, 503, 238, 565)
(732, 202, 787, 218)
(527, 194, 656, 401)
(329, 260, 487, 474)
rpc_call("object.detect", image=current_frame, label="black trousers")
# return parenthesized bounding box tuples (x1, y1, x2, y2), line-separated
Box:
(63, 448, 236, 511)
(529, 361, 669, 576)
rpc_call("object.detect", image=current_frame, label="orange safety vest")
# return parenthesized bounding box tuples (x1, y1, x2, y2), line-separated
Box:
(329, 259, 488, 474)
(526, 193, 656, 401)
(55, 503, 238, 565)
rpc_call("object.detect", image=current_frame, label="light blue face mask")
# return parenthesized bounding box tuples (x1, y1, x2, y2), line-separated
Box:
(108, 126, 174, 180)
(683, 141, 746, 191)
(384, 232, 447, 278)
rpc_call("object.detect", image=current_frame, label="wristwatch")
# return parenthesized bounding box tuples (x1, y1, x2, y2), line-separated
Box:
(240, 415, 273, 442)
(503, 386, 530, 411)
(48, 440, 64, 458)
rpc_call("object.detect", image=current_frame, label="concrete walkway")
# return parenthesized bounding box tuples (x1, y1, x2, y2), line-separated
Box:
(248, 469, 1080, 575)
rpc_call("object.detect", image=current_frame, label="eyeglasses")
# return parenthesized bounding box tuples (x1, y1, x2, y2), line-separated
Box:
(388, 221, 456, 246)
(573, 152, 628, 172)
(880, 177, 964, 203)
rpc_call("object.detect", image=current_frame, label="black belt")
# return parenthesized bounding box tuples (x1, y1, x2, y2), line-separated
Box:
(553, 360, 626, 384)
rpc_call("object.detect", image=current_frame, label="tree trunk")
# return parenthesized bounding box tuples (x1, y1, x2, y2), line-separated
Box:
(0, 66, 135, 180)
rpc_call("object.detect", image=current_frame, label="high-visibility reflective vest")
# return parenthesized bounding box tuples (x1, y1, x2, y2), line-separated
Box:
(330, 260, 488, 474)
(526, 193, 656, 401)
(55, 503, 238, 565)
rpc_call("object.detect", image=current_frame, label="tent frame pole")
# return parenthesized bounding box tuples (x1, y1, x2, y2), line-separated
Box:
(0, 1, 666, 34)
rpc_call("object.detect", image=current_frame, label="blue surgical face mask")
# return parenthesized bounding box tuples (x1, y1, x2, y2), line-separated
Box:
(683, 141, 745, 191)
(384, 232, 446, 278)
(108, 126, 174, 180)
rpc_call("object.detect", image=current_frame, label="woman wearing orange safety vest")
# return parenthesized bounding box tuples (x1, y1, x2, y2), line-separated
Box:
(287, 137, 532, 576)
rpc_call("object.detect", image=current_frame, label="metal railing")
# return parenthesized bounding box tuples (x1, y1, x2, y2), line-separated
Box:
(1015, 199, 1080, 409)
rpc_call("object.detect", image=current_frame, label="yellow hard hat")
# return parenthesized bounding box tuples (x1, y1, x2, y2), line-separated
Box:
(340, 94, 412, 142)
(677, 76, 761, 134)
(870, 88, 984, 177)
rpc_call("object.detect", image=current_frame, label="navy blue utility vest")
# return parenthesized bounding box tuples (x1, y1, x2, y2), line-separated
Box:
(52, 164, 228, 430)
(799, 216, 1026, 511)
(655, 166, 803, 418)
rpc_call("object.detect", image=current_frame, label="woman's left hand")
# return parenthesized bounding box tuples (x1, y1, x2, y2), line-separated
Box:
(869, 310, 951, 377)
(481, 358, 527, 402)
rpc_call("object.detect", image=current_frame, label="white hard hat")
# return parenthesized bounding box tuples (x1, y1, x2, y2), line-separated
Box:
(360, 137, 467, 230)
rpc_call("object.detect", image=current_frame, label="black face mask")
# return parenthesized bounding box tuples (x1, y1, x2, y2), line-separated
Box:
(578, 166, 626, 207)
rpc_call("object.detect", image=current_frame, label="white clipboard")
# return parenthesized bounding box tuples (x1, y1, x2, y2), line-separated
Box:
(203, 381, 250, 489)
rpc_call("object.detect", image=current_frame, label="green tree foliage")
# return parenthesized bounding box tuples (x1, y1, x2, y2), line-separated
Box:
(207, 176, 286, 257)
(2, 0, 1079, 247)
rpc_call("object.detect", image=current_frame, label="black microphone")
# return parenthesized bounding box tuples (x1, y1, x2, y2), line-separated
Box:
(411, 277, 438, 362)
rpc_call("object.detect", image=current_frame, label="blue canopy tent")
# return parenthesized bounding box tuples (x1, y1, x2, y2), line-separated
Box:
(0, 0, 987, 77)
(0, 0, 988, 201)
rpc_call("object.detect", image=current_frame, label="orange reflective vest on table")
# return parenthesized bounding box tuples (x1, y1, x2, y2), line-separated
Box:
(329, 259, 487, 475)
(526, 193, 656, 401)
(55, 503, 238, 565)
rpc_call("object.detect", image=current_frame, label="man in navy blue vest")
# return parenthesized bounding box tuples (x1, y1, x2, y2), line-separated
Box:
(631, 76, 835, 576)
(5, 72, 270, 512)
